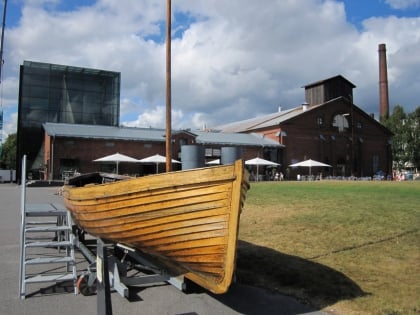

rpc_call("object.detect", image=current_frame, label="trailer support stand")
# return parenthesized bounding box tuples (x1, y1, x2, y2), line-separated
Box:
(97, 238, 113, 315)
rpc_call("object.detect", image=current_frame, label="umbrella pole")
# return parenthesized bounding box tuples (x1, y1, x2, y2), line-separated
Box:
(257, 165, 259, 182)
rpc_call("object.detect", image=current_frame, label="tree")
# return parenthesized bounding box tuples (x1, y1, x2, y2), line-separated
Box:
(406, 107, 420, 169)
(0, 133, 17, 169)
(383, 106, 420, 170)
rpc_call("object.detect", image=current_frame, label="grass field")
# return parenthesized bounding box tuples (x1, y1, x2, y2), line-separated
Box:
(236, 180, 420, 314)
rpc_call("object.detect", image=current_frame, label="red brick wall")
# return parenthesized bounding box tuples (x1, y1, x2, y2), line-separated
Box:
(47, 136, 270, 180)
(50, 137, 166, 178)
(249, 99, 392, 178)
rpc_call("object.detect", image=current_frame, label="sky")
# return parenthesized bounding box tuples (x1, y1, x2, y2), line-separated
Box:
(0, 0, 419, 141)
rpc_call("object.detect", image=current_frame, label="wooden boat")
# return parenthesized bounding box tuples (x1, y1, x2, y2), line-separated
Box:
(62, 159, 249, 294)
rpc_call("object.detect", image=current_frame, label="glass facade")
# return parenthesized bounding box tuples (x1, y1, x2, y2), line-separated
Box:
(17, 61, 120, 178)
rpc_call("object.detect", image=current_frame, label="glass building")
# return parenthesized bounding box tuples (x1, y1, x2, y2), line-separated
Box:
(17, 61, 120, 179)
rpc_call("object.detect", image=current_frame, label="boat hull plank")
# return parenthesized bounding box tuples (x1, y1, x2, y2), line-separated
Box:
(63, 160, 249, 294)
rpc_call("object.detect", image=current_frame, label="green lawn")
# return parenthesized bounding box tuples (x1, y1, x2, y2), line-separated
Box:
(237, 180, 420, 314)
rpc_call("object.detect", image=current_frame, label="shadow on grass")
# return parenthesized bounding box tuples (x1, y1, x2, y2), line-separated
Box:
(235, 240, 368, 309)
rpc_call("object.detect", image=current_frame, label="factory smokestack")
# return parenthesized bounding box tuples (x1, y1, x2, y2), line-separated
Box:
(378, 43, 389, 121)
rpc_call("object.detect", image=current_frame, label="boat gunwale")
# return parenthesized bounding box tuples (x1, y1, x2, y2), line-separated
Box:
(63, 163, 238, 196)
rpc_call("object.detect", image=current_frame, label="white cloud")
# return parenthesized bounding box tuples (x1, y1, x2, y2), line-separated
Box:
(191, 112, 208, 131)
(1, 0, 419, 134)
(121, 105, 185, 129)
(1, 112, 17, 140)
(386, 0, 420, 10)
(0, 77, 19, 109)
(122, 106, 166, 128)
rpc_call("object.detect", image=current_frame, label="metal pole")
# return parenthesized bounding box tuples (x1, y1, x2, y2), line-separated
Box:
(348, 95, 354, 177)
(351, 101, 354, 176)
(97, 238, 113, 315)
(0, 0, 7, 83)
(0, 0, 8, 148)
(165, 0, 172, 172)
(18, 155, 26, 299)
(50, 135, 54, 180)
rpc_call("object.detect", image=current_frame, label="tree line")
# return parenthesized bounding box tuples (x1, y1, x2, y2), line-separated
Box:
(382, 105, 420, 171)
(0, 132, 16, 169)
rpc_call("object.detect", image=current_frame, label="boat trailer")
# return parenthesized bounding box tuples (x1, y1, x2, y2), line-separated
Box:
(74, 230, 186, 314)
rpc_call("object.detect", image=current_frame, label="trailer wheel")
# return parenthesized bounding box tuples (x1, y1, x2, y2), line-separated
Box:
(77, 274, 97, 296)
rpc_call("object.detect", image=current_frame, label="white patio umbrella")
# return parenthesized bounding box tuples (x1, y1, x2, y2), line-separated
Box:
(93, 152, 139, 174)
(206, 159, 220, 165)
(245, 157, 280, 181)
(289, 159, 332, 176)
(138, 154, 181, 173)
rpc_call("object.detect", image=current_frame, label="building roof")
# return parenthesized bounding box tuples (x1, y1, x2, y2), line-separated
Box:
(303, 74, 356, 89)
(43, 123, 283, 148)
(214, 103, 322, 132)
(194, 130, 282, 147)
(43, 123, 166, 142)
(23, 60, 119, 77)
(214, 96, 393, 136)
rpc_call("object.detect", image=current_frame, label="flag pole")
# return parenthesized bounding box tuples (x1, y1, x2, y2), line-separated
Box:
(165, 0, 172, 172)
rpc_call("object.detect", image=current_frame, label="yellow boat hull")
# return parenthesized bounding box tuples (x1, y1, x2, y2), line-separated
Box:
(62, 160, 249, 294)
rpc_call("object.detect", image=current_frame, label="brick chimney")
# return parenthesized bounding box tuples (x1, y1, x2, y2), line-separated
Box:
(378, 43, 389, 120)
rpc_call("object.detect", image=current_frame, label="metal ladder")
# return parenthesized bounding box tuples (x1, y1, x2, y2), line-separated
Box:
(18, 155, 77, 299)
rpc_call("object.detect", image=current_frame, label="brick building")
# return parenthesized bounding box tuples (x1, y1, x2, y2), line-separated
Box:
(216, 75, 393, 179)
(40, 74, 392, 180)
(42, 123, 282, 180)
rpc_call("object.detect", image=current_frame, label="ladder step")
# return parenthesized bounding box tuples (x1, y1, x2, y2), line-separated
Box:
(25, 241, 72, 248)
(25, 257, 74, 265)
(25, 203, 68, 217)
(26, 221, 61, 225)
(25, 226, 71, 233)
(25, 274, 75, 284)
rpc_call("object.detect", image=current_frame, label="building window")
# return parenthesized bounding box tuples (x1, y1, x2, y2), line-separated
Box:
(372, 155, 379, 174)
(205, 148, 221, 157)
(105, 142, 115, 147)
(332, 114, 349, 132)
(317, 116, 324, 127)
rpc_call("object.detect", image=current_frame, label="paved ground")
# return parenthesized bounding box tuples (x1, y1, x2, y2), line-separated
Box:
(0, 183, 327, 315)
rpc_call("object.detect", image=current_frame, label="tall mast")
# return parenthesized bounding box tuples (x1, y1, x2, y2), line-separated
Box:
(0, 0, 7, 82)
(165, 0, 172, 172)
(0, 0, 7, 151)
